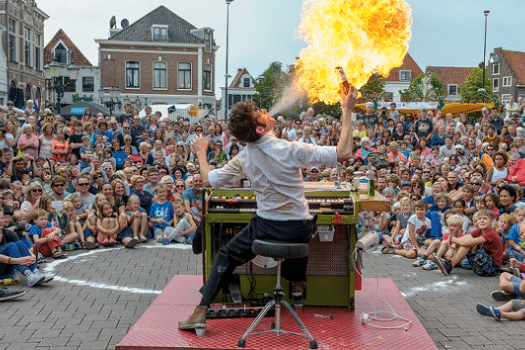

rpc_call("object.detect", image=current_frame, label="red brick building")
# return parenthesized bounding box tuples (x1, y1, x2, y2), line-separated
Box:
(95, 6, 217, 114)
(425, 66, 475, 102)
(383, 53, 423, 102)
(488, 47, 525, 104)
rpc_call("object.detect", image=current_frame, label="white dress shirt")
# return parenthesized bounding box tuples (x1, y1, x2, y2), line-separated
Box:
(208, 133, 337, 221)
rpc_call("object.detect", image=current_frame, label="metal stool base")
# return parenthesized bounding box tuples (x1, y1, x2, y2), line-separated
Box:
(237, 260, 317, 349)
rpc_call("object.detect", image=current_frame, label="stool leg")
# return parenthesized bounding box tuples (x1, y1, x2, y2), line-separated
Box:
(282, 300, 316, 342)
(239, 300, 276, 342)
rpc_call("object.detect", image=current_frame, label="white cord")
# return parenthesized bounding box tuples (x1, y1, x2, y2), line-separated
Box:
(353, 248, 412, 330)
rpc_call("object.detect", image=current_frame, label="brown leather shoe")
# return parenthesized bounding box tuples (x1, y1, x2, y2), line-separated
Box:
(178, 306, 208, 330)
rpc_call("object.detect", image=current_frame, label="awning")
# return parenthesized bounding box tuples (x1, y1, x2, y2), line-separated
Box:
(70, 108, 86, 114)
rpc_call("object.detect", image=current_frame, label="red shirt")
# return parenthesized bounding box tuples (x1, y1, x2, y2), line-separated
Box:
(471, 228, 503, 266)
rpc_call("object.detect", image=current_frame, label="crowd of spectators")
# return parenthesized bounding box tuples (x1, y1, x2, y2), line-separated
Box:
(2, 95, 525, 320)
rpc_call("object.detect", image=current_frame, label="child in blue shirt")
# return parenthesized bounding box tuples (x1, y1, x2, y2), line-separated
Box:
(79, 136, 95, 170)
(150, 184, 175, 245)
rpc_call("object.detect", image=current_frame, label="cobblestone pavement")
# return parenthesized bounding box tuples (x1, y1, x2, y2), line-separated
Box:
(0, 243, 523, 350)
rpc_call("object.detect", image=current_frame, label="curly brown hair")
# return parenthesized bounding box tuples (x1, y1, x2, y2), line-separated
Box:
(228, 100, 261, 143)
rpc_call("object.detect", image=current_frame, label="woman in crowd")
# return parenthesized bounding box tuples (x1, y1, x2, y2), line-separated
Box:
(20, 181, 43, 217)
(138, 142, 154, 166)
(17, 124, 39, 160)
(129, 175, 153, 215)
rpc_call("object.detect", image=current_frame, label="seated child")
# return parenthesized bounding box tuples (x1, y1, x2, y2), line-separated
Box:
(149, 184, 175, 245)
(59, 201, 95, 250)
(126, 194, 148, 243)
(361, 209, 391, 245)
(476, 299, 525, 321)
(166, 200, 197, 244)
(495, 213, 516, 259)
(382, 200, 432, 259)
(96, 202, 119, 246)
(0, 209, 53, 287)
(434, 209, 503, 277)
(30, 209, 67, 259)
(84, 194, 107, 246)
(388, 197, 413, 247)
(505, 207, 525, 263)
(484, 193, 500, 220)
(6, 209, 31, 242)
(416, 212, 464, 270)
(492, 255, 525, 301)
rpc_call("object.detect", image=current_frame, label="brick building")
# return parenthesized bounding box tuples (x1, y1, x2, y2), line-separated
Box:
(43, 29, 100, 106)
(425, 66, 475, 102)
(488, 47, 525, 104)
(383, 53, 423, 102)
(0, 0, 48, 108)
(95, 6, 217, 115)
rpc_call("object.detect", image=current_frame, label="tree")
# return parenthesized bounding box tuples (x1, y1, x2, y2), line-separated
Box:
(460, 68, 498, 103)
(358, 73, 386, 102)
(399, 73, 446, 102)
(253, 62, 286, 111)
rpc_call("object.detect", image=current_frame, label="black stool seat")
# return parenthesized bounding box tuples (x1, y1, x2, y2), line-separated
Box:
(252, 239, 309, 259)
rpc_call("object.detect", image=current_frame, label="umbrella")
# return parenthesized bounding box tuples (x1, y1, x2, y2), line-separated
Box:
(59, 101, 111, 120)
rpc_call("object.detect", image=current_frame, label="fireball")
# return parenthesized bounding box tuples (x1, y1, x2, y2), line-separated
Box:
(295, 0, 412, 104)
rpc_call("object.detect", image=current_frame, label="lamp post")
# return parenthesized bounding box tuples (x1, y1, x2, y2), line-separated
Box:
(98, 86, 122, 117)
(482, 10, 490, 103)
(224, 0, 234, 121)
(43, 60, 79, 114)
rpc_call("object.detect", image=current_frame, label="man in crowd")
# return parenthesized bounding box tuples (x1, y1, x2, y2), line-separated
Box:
(183, 173, 204, 225)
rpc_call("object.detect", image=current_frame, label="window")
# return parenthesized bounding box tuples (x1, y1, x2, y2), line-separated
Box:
(204, 32, 211, 52)
(178, 62, 191, 90)
(152, 26, 168, 41)
(54, 43, 68, 64)
(448, 84, 458, 96)
(203, 64, 212, 91)
(503, 76, 512, 87)
(126, 61, 140, 88)
(62, 77, 76, 93)
(493, 63, 500, 75)
(243, 78, 251, 88)
(399, 70, 411, 81)
(493, 78, 499, 92)
(153, 62, 167, 89)
(8, 19, 16, 62)
(34, 33, 41, 70)
(82, 77, 94, 92)
(24, 27, 31, 67)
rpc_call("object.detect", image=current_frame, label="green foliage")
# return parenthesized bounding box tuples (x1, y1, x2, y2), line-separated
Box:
(399, 73, 446, 102)
(253, 62, 286, 111)
(358, 74, 386, 102)
(459, 68, 498, 103)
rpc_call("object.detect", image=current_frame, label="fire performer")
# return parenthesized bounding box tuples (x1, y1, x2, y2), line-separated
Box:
(178, 80, 358, 331)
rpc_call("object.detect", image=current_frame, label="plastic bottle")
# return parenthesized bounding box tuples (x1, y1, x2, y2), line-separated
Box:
(359, 177, 369, 199)
(366, 170, 375, 198)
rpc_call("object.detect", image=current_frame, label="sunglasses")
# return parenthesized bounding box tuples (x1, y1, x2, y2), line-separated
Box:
(54, 184, 65, 187)
(78, 183, 90, 186)
(413, 185, 421, 188)
(32, 189, 42, 193)
(471, 182, 480, 185)
(103, 168, 112, 171)
(175, 185, 185, 188)
(94, 176, 103, 179)
(177, 145, 184, 148)
(310, 170, 319, 173)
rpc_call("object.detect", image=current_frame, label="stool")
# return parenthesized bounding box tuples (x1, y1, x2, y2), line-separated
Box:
(237, 239, 318, 349)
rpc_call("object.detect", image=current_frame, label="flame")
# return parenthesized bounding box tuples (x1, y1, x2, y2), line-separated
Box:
(295, 0, 412, 104)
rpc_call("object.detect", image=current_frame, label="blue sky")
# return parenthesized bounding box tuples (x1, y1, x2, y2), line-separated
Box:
(38, 0, 524, 99)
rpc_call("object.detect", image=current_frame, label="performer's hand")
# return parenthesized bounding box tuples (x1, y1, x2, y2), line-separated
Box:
(191, 135, 208, 156)
(341, 83, 358, 112)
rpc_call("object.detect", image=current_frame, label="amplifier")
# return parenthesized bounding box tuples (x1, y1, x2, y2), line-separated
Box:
(203, 183, 360, 311)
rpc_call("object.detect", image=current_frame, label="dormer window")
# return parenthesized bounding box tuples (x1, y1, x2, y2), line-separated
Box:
(53, 42, 69, 64)
(152, 25, 168, 41)
(399, 70, 411, 81)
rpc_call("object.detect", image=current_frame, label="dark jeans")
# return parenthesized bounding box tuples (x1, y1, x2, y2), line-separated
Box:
(199, 214, 316, 307)
(0, 241, 38, 278)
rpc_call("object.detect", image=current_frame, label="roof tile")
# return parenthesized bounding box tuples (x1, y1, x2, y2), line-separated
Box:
(43, 29, 92, 66)
(501, 49, 525, 85)
(384, 53, 423, 81)
(425, 66, 475, 87)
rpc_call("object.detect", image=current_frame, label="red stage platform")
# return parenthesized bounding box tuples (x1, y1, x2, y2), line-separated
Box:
(116, 275, 436, 350)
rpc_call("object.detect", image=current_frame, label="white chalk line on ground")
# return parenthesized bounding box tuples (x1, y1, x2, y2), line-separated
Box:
(401, 275, 469, 299)
(41, 243, 192, 295)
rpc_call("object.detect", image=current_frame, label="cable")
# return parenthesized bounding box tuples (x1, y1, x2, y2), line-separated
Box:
(352, 248, 412, 330)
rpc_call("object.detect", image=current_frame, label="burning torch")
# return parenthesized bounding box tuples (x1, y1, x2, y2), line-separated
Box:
(335, 66, 350, 94)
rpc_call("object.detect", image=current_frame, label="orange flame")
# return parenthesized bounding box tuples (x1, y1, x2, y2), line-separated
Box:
(295, 0, 413, 104)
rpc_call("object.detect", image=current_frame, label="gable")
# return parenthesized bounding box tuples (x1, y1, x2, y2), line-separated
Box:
(43, 29, 92, 66)
(384, 53, 423, 82)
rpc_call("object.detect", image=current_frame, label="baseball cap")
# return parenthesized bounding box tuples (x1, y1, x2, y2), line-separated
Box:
(277, 116, 284, 122)
(401, 181, 412, 187)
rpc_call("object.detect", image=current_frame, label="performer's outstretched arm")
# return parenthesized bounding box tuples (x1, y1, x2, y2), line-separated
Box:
(337, 84, 358, 162)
